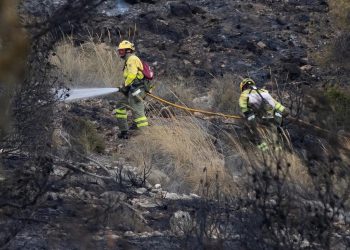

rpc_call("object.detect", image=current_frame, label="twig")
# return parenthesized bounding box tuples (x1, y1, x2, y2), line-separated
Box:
(57, 132, 112, 176)
(84, 155, 111, 175)
(51, 154, 113, 180)
(63, 162, 113, 180)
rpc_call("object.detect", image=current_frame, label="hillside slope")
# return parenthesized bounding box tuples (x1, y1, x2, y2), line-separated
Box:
(1, 0, 350, 249)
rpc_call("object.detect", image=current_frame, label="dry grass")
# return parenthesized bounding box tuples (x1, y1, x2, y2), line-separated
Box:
(50, 35, 124, 87)
(50, 37, 316, 196)
(153, 76, 197, 108)
(260, 129, 311, 188)
(329, 0, 350, 30)
(211, 74, 241, 114)
(126, 113, 313, 196)
(230, 126, 312, 192)
(125, 116, 241, 194)
(313, 1, 350, 69)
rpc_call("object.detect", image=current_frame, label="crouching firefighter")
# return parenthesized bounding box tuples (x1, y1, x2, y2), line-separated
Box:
(239, 78, 289, 151)
(114, 40, 149, 139)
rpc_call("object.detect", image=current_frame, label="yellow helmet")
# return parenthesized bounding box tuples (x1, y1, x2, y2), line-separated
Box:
(240, 78, 255, 92)
(118, 40, 135, 51)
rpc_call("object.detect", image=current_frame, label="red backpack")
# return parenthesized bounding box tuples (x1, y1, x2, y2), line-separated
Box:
(141, 60, 154, 80)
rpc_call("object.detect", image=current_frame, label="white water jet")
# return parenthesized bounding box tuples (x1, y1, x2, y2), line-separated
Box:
(57, 88, 119, 102)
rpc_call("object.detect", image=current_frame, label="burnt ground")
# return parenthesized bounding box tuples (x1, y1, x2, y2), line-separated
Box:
(85, 0, 331, 84)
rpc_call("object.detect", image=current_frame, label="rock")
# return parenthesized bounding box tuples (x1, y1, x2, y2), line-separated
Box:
(300, 64, 312, 71)
(276, 16, 288, 25)
(165, 192, 182, 200)
(135, 187, 147, 194)
(152, 231, 163, 236)
(193, 112, 205, 118)
(192, 94, 214, 110)
(154, 183, 161, 189)
(301, 240, 310, 248)
(257, 41, 267, 49)
(189, 193, 200, 198)
(183, 59, 191, 65)
(165, 192, 191, 200)
(170, 211, 193, 236)
(100, 191, 127, 206)
(169, 2, 192, 18)
(131, 198, 159, 208)
(47, 192, 59, 201)
(124, 231, 135, 237)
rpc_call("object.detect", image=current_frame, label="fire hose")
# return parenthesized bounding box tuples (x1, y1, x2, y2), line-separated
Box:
(145, 92, 350, 138)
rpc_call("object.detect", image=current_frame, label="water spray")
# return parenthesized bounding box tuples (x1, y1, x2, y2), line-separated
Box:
(56, 87, 119, 102)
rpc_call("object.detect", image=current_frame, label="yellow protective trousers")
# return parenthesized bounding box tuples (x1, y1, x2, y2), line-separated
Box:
(114, 88, 148, 132)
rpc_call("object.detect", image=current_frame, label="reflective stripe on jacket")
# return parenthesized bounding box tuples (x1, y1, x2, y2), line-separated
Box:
(123, 54, 144, 86)
(239, 89, 285, 114)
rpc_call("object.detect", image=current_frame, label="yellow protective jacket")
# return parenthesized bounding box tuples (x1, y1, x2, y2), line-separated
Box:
(239, 88, 285, 115)
(123, 54, 144, 86)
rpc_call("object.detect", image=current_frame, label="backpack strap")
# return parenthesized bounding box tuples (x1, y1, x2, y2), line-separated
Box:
(247, 86, 271, 114)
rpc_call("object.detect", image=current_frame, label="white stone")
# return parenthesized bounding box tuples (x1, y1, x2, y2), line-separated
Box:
(183, 59, 191, 65)
(154, 184, 161, 189)
(300, 65, 312, 71)
(170, 211, 193, 236)
(301, 240, 310, 248)
(189, 193, 200, 198)
(132, 198, 159, 208)
(136, 187, 147, 195)
(153, 231, 163, 236)
(257, 41, 267, 49)
(165, 192, 183, 200)
(124, 231, 135, 237)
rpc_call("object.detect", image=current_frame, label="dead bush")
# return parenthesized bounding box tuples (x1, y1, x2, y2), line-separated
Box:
(315, 1, 350, 70)
(327, 33, 350, 69)
(212, 74, 241, 114)
(63, 115, 105, 154)
(329, 0, 350, 30)
(153, 76, 197, 109)
(325, 87, 350, 128)
(50, 35, 124, 87)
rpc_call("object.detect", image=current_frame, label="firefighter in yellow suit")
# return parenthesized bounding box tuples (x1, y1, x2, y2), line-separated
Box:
(114, 40, 148, 139)
(239, 78, 289, 151)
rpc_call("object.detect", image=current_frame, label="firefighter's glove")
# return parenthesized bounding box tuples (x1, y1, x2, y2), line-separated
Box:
(282, 108, 289, 118)
(274, 111, 283, 126)
(119, 85, 129, 96)
(244, 111, 256, 123)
